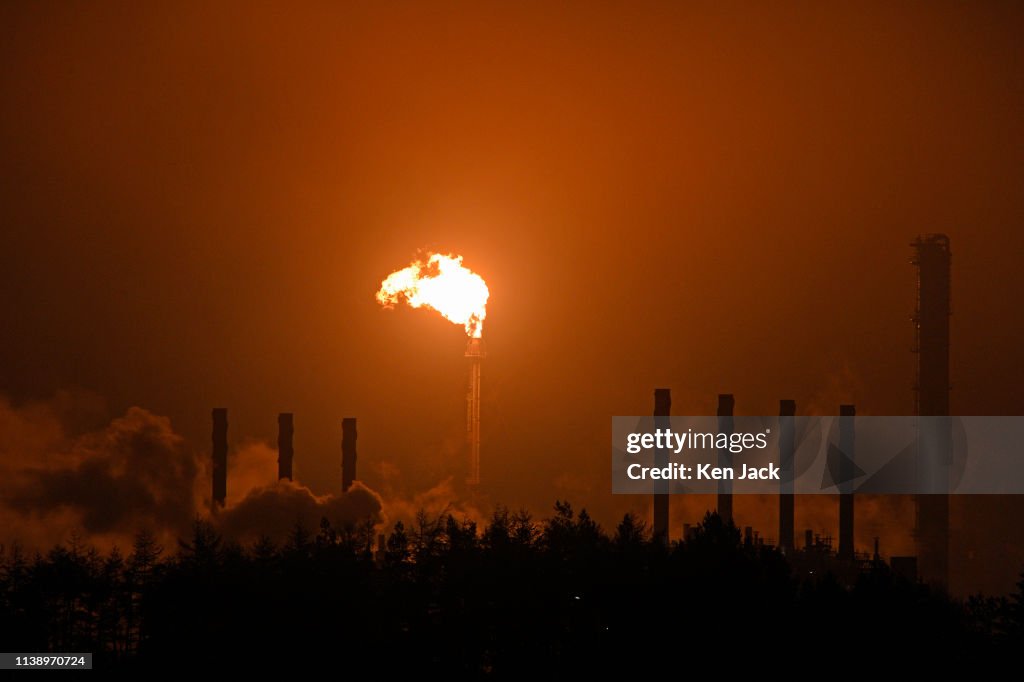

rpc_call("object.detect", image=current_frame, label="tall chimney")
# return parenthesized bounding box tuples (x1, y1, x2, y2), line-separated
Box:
(465, 338, 484, 485)
(278, 413, 294, 481)
(778, 399, 796, 554)
(342, 417, 357, 492)
(652, 388, 671, 544)
(913, 234, 951, 586)
(717, 394, 734, 525)
(212, 408, 228, 508)
(838, 404, 856, 561)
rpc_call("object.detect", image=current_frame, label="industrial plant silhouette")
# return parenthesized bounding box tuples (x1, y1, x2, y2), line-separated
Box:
(5, 0, 1024, 671)
(2, 234, 1021, 670)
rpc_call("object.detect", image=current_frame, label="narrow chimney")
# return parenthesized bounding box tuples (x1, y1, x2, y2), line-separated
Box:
(805, 529, 813, 550)
(278, 413, 294, 481)
(838, 404, 856, 561)
(342, 417, 357, 492)
(778, 399, 796, 554)
(212, 408, 228, 508)
(913, 234, 951, 586)
(717, 394, 734, 525)
(652, 388, 671, 545)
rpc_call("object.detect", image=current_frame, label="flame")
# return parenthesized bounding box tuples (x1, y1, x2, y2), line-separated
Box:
(376, 253, 489, 338)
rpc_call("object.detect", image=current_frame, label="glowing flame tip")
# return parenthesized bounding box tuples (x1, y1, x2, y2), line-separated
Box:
(376, 252, 489, 338)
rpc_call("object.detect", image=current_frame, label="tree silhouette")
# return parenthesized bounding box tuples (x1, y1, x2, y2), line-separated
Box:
(0, 500, 1015, 671)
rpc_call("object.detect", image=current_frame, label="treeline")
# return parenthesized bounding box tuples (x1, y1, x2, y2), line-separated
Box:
(1, 503, 1022, 672)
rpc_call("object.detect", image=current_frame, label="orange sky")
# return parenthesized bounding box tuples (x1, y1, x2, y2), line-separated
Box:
(1, 2, 1023, 594)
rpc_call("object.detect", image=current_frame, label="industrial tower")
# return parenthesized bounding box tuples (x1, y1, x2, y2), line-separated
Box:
(912, 233, 951, 586)
(466, 338, 484, 486)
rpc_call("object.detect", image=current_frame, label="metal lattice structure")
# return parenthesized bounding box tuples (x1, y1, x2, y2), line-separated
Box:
(465, 338, 484, 486)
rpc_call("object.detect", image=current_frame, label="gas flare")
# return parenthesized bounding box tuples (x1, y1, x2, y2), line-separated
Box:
(376, 253, 489, 338)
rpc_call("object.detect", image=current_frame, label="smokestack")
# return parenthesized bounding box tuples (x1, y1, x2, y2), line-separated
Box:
(212, 408, 227, 508)
(466, 338, 484, 485)
(778, 399, 796, 554)
(342, 417, 357, 493)
(717, 394, 734, 525)
(805, 529, 813, 550)
(912, 234, 951, 586)
(838, 404, 856, 561)
(652, 388, 671, 544)
(277, 413, 294, 481)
